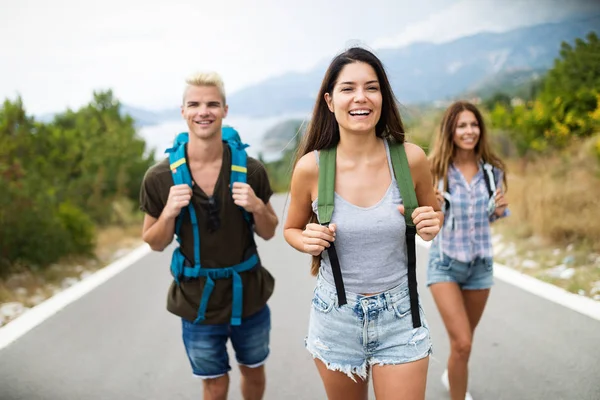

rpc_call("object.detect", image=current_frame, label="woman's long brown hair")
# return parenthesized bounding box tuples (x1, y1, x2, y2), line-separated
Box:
(291, 47, 407, 276)
(429, 101, 507, 192)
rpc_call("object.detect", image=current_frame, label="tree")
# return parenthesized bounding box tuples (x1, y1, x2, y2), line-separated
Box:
(0, 91, 155, 274)
(491, 32, 600, 156)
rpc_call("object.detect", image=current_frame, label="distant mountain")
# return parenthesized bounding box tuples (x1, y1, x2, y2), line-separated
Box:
(96, 14, 599, 124)
(465, 68, 546, 100)
(122, 105, 188, 126)
(222, 14, 600, 117)
(120, 104, 166, 127)
(260, 118, 307, 153)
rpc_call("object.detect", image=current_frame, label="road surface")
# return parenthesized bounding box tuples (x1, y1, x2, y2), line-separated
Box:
(1, 194, 599, 399)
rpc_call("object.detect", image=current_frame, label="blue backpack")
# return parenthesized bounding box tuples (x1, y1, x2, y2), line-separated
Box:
(164, 126, 258, 325)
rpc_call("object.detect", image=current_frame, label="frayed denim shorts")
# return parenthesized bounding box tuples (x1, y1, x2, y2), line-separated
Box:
(305, 271, 432, 381)
(426, 245, 494, 290)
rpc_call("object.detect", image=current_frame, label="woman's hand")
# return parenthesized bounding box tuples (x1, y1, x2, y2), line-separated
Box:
(398, 205, 441, 242)
(435, 188, 445, 209)
(301, 223, 336, 256)
(494, 189, 508, 217)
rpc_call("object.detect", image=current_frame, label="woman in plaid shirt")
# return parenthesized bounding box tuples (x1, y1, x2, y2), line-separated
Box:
(427, 101, 509, 400)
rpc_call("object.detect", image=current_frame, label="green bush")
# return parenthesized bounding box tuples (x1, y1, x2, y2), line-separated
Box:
(0, 90, 154, 273)
(0, 179, 69, 273)
(489, 32, 600, 157)
(57, 202, 96, 255)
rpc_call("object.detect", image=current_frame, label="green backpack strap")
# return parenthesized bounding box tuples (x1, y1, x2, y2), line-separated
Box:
(317, 147, 336, 225)
(388, 141, 418, 227)
(388, 139, 422, 329)
(316, 146, 347, 306)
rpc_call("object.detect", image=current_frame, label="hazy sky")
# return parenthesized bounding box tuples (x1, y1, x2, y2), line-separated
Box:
(1, 0, 597, 116)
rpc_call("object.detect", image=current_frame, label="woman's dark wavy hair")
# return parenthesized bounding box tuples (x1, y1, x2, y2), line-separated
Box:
(291, 46, 406, 276)
(294, 47, 405, 159)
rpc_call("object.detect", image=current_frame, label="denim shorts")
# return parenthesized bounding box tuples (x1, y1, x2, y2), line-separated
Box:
(181, 305, 270, 378)
(426, 245, 494, 290)
(305, 272, 432, 381)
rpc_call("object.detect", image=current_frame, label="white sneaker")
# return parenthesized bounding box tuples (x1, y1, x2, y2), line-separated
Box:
(441, 369, 474, 400)
(441, 369, 449, 391)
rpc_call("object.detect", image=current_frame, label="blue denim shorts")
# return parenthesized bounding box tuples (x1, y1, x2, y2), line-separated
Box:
(305, 272, 432, 381)
(181, 305, 270, 378)
(426, 245, 494, 290)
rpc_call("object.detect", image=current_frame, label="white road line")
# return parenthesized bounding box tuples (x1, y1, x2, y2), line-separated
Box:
(0, 244, 152, 351)
(417, 239, 600, 321)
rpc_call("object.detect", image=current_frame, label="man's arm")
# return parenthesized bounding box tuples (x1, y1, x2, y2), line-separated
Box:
(142, 184, 192, 251)
(250, 201, 278, 240)
(142, 213, 176, 251)
(231, 182, 278, 240)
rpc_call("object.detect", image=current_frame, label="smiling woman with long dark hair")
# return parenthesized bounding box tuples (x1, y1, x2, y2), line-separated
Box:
(283, 47, 443, 400)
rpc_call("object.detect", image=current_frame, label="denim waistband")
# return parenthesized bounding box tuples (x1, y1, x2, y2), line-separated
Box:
(430, 245, 492, 266)
(315, 269, 409, 310)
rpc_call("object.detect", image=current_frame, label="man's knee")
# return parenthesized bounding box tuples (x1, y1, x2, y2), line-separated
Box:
(203, 375, 229, 400)
(239, 365, 266, 386)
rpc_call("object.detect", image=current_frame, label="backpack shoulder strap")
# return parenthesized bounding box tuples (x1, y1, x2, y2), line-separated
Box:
(166, 134, 193, 188)
(482, 162, 496, 197)
(315, 145, 347, 305)
(222, 127, 249, 187)
(226, 135, 253, 226)
(437, 178, 445, 193)
(388, 141, 418, 227)
(438, 177, 452, 213)
(227, 140, 249, 186)
(166, 134, 201, 268)
(317, 147, 336, 225)
(388, 139, 422, 329)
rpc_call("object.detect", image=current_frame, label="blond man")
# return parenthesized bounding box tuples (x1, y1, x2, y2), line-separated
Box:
(140, 72, 278, 400)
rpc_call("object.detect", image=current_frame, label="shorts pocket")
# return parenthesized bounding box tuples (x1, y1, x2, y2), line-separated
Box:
(392, 292, 412, 319)
(311, 290, 334, 314)
(435, 253, 452, 271)
(484, 258, 494, 272)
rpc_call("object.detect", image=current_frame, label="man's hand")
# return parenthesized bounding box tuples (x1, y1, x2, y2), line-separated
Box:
(231, 182, 263, 213)
(164, 184, 192, 219)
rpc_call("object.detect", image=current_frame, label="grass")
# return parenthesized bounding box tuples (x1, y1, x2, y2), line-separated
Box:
(491, 136, 600, 299)
(492, 221, 600, 299)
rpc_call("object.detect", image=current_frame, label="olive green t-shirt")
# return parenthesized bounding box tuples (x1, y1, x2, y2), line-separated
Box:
(139, 143, 275, 324)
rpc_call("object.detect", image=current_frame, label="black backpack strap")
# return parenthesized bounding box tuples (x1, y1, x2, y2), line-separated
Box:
(482, 162, 496, 198)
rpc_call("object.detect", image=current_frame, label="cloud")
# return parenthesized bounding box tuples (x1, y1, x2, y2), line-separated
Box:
(2, 0, 596, 115)
(371, 0, 599, 49)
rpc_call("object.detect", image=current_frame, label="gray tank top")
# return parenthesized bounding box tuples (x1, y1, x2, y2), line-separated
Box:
(311, 140, 408, 294)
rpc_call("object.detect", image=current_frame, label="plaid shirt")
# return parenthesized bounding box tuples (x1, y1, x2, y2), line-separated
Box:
(433, 163, 509, 262)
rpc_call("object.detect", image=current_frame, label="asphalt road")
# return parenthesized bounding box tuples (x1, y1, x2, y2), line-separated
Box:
(1, 194, 599, 400)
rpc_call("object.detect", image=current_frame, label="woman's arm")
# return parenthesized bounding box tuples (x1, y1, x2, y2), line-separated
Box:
(491, 168, 509, 222)
(283, 152, 336, 256)
(405, 143, 443, 241)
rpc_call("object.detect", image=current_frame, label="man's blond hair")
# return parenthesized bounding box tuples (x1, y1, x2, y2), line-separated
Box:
(183, 71, 226, 105)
